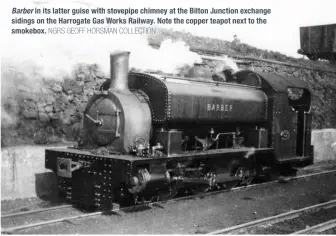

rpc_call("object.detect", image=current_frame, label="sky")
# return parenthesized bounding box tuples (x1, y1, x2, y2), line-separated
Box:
(1, 0, 336, 58)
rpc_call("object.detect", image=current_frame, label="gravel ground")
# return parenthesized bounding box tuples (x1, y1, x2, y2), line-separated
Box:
(323, 228, 336, 234)
(1, 198, 49, 214)
(2, 206, 84, 229)
(12, 169, 336, 234)
(1, 198, 65, 215)
(243, 207, 336, 234)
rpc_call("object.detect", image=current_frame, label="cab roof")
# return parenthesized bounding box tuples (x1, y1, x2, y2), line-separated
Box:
(254, 71, 310, 93)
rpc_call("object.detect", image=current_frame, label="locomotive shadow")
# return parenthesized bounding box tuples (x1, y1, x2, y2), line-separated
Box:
(34, 172, 59, 203)
(101, 211, 122, 216)
(121, 204, 152, 213)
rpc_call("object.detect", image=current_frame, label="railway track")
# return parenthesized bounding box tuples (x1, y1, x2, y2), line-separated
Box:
(1, 204, 72, 219)
(207, 199, 336, 234)
(2, 169, 336, 234)
(292, 218, 336, 234)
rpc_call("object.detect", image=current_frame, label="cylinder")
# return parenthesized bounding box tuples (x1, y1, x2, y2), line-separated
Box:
(110, 51, 130, 90)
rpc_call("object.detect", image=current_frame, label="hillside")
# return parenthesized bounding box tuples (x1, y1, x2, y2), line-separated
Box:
(148, 28, 336, 71)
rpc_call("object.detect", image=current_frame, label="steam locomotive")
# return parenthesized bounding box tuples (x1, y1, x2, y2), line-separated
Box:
(45, 52, 314, 209)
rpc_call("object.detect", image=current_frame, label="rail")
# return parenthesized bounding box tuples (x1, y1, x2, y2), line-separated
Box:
(207, 199, 336, 234)
(292, 218, 336, 234)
